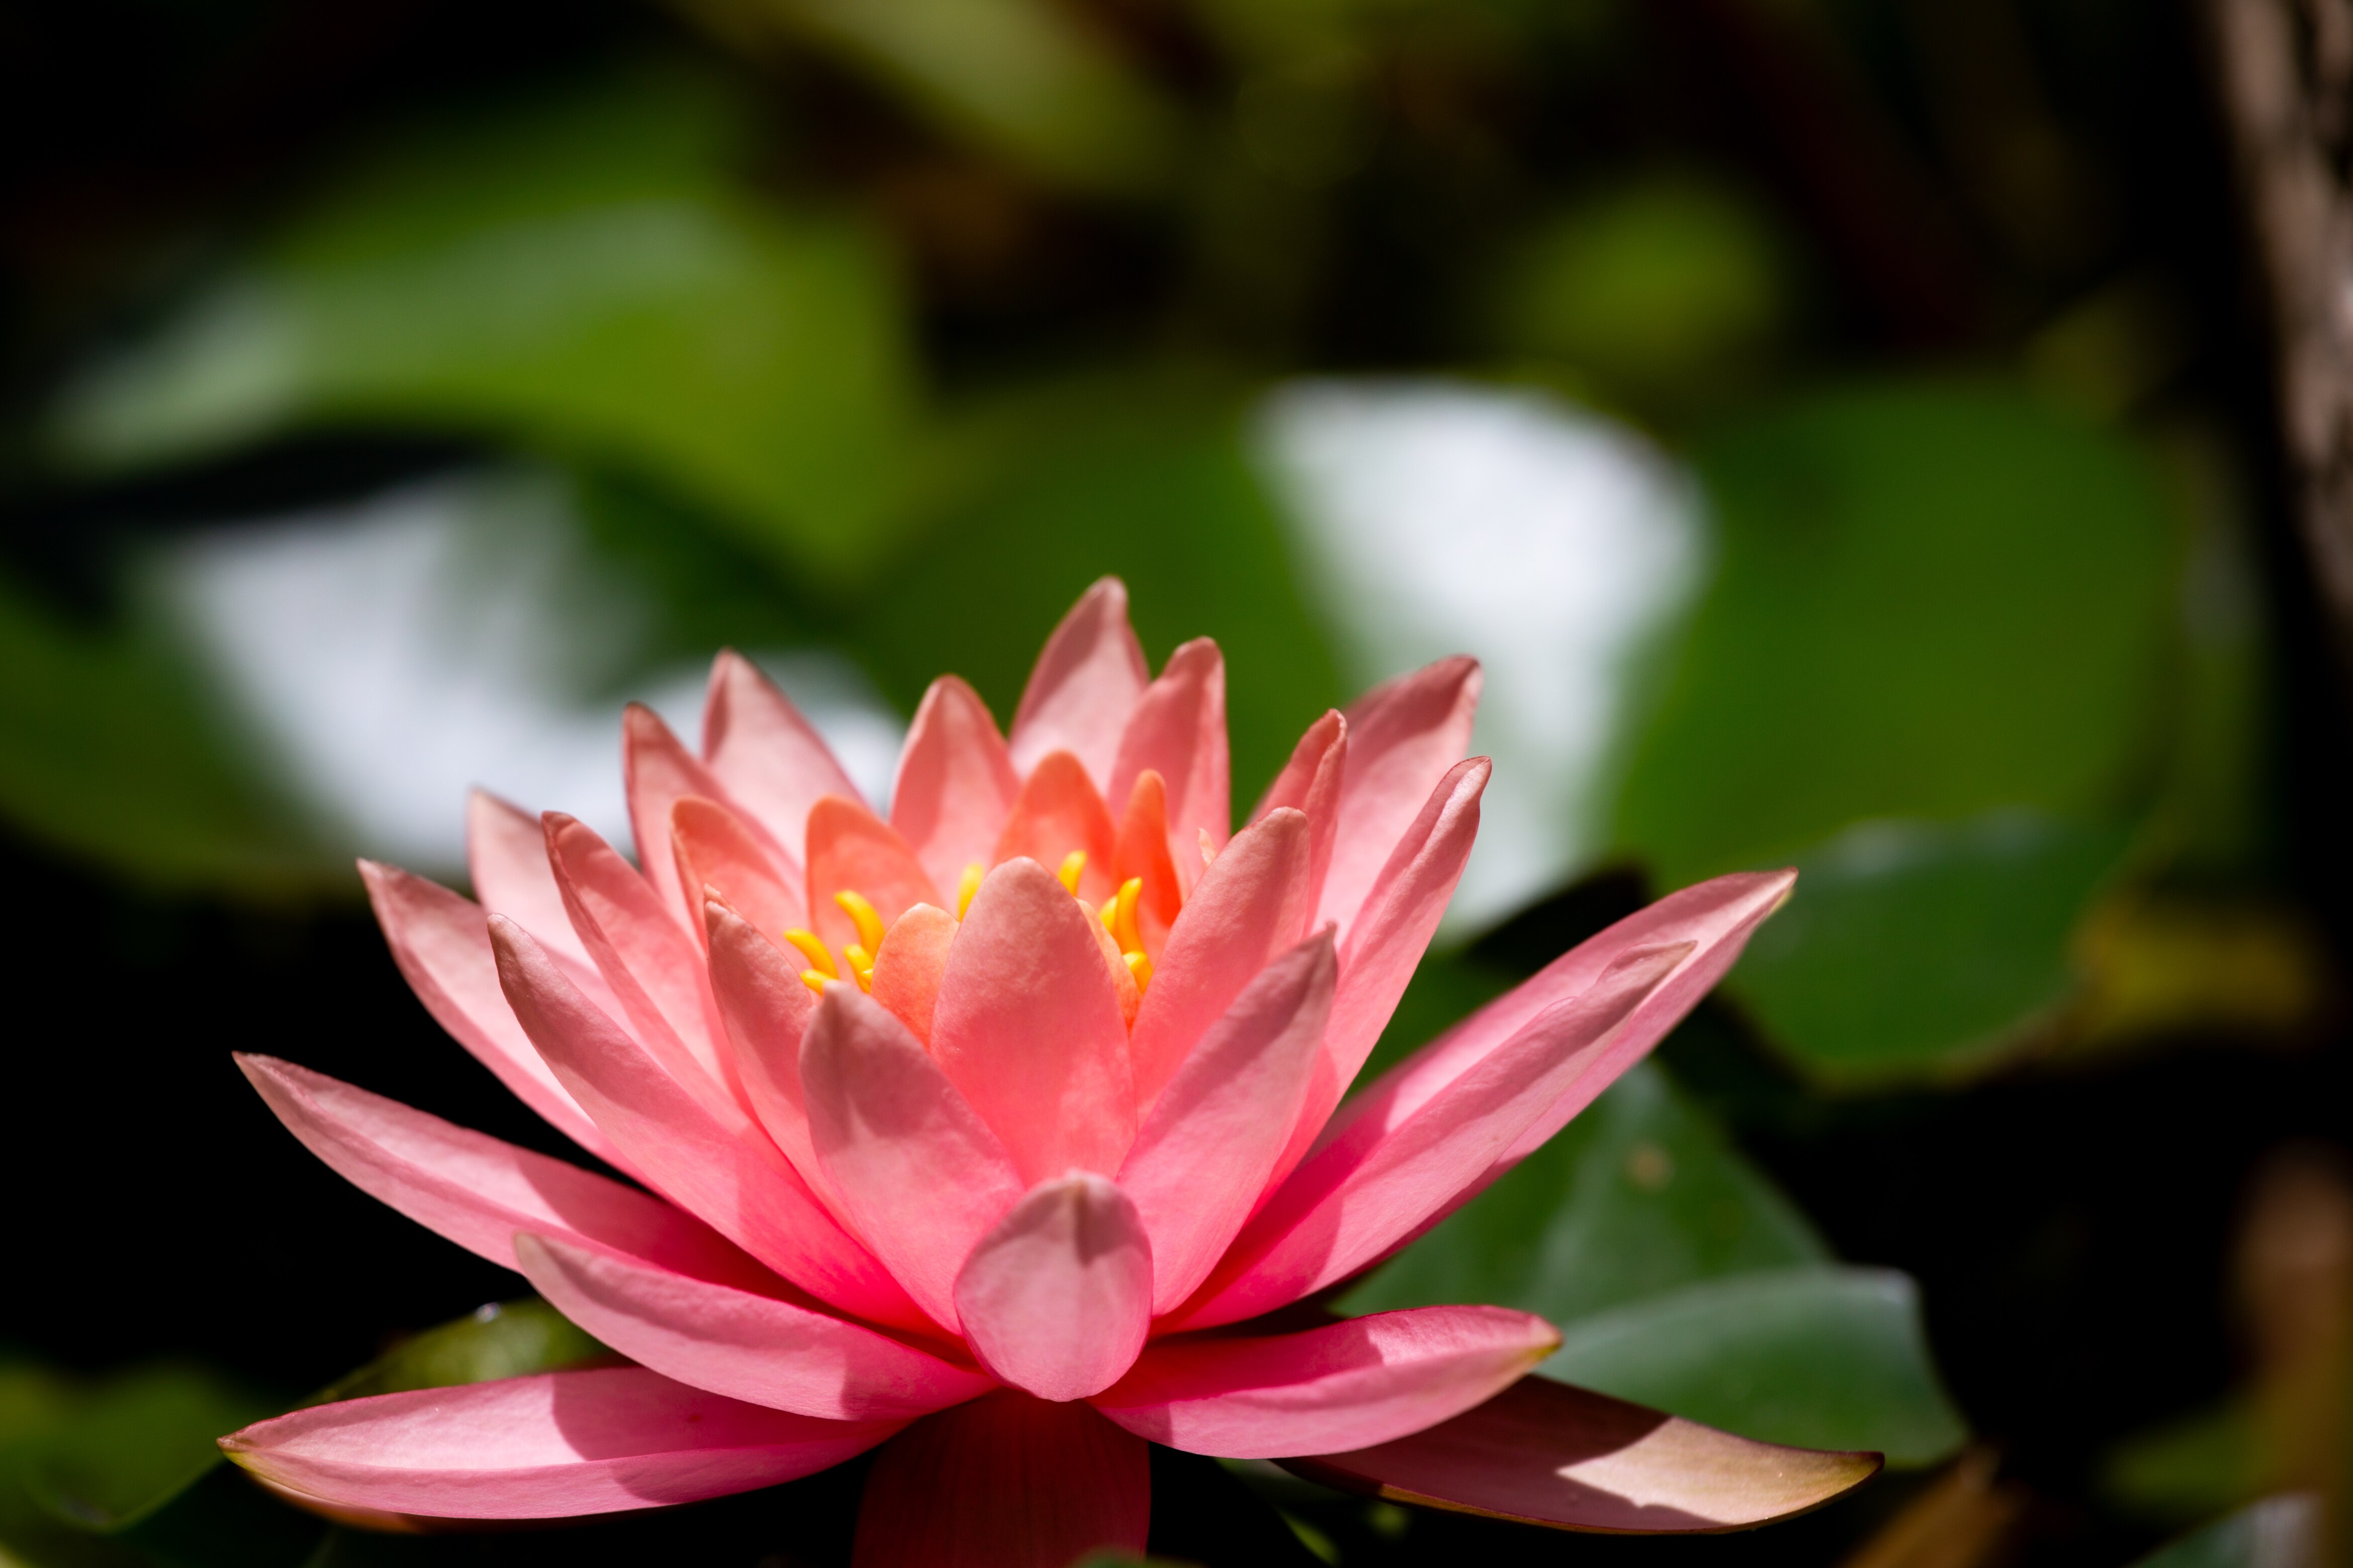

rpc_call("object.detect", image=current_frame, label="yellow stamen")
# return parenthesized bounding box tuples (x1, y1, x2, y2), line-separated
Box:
(783, 929, 837, 979)
(800, 971, 830, 996)
(957, 862, 984, 919)
(1057, 851, 1087, 894)
(1112, 877, 1145, 958)
(1099, 896, 1119, 933)
(834, 890, 887, 956)
(843, 944, 875, 992)
(1124, 950, 1153, 989)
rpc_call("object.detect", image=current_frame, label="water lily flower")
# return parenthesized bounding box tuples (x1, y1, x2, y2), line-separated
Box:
(225, 578, 1877, 1561)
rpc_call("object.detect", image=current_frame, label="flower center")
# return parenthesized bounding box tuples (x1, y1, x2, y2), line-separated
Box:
(781, 851, 1157, 1001)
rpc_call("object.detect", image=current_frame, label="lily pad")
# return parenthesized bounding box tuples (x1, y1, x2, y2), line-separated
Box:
(1540, 1266, 1967, 1467)
(1723, 811, 2136, 1085)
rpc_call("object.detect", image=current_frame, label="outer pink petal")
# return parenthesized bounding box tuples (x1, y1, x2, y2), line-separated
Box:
(233, 1054, 764, 1286)
(1091, 1306, 1558, 1459)
(544, 812, 740, 1110)
(1250, 709, 1347, 919)
(702, 649, 866, 843)
(891, 675, 1022, 894)
(703, 899, 837, 1213)
(1281, 1376, 1882, 1533)
(1268, 756, 1489, 1191)
(358, 860, 625, 1172)
(799, 985, 1027, 1333)
(514, 1234, 992, 1422)
(626, 704, 790, 934)
(952, 1175, 1153, 1402)
(852, 1393, 1150, 1568)
(673, 797, 804, 946)
(1008, 577, 1149, 790)
(930, 859, 1137, 1183)
(1123, 808, 1313, 1113)
(1118, 933, 1336, 1315)
(1325, 870, 1798, 1172)
(1173, 942, 1689, 1330)
(1107, 636, 1230, 893)
(1319, 658, 1481, 936)
(467, 790, 595, 973)
(222, 1367, 900, 1521)
(490, 916, 927, 1331)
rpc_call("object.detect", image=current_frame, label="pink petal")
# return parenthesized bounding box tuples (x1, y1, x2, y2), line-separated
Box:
(952, 1174, 1153, 1402)
(703, 649, 866, 844)
(702, 899, 836, 1213)
(805, 796, 941, 951)
(1107, 636, 1230, 892)
(988, 751, 1118, 905)
(672, 795, 805, 946)
(1281, 1376, 1882, 1532)
(467, 790, 593, 972)
(544, 812, 740, 1109)
(1328, 870, 1797, 1175)
(869, 902, 957, 1047)
(799, 985, 1026, 1332)
(1173, 942, 1690, 1330)
(1268, 756, 1489, 1190)
(1251, 709, 1347, 920)
(1123, 809, 1312, 1114)
(627, 704, 788, 933)
(491, 917, 927, 1331)
(891, 675, 1022, 894)
(1118, 933, 1336, 1315)
(1319, 658, 1481, 936)
(514, 1234, 992, 1422)
(233, 1054, 763, 1286)
(222, 1367, 899, 1521)
(358, 860, 624, 1172)
(852, 1393, 1150, 1568)
(1009, 577, 1149, 790)
(930, 859, 1137, 1182)
(1092, 1306, 1558, 1459)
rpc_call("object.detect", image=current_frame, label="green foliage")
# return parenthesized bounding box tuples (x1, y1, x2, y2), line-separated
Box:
(2103, 1401, 2263, 1526)
(1727, 812, 2135, 1084)
(2125, 1495, 2320, 1568)
(45, 68, 919, 586)
(856, 380, 1346, 801)
(303, 1299, 611, 1409)
(1347, 1060, 1966, 1466)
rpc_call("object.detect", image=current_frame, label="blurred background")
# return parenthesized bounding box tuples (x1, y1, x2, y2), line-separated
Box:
(2, 0, 2346, 1564)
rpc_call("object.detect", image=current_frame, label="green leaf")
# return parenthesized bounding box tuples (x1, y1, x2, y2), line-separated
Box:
(2103, 1401, 2263, 1526)
(1614, 380, 2177, 884)
(2126, 1495, 2320, 1568)
(307, 1299, 612, 1408)
(1344, 1060, 1828, 1323)
(1540, 1266, 1968, 1466)
(19, 1365, 276, 1534)
(0, 571, 332, 894)
(1724, 811, 2135, 1085)
(854, 378, 1346, 802)
(45, 68, 918, 585)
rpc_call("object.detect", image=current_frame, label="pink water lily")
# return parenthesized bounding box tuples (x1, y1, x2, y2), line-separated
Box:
(225, 578, 1877, 1561)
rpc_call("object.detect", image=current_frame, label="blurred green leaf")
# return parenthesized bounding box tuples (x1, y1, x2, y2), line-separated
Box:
(855, 378, 1346, 801)
(689, 0, 1184, 194)
(1346, 950, 1519, 1092)
(1345, 1060, 1828, 1322)
(46, 68, 918, 585)
(1493, 173, 1794, 408)
(2103, 1401, 2262, 1526)
(1542, 1265, 1968, 1466)
(306, 1299, 612, 1409)
(0, 571, 331, 894)
(2126, 1495, 2321, 1568)
(1614, 380, 2177, 883)
(1726, 811, 2134, 1085)
(19, 1366, 275, 1534)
